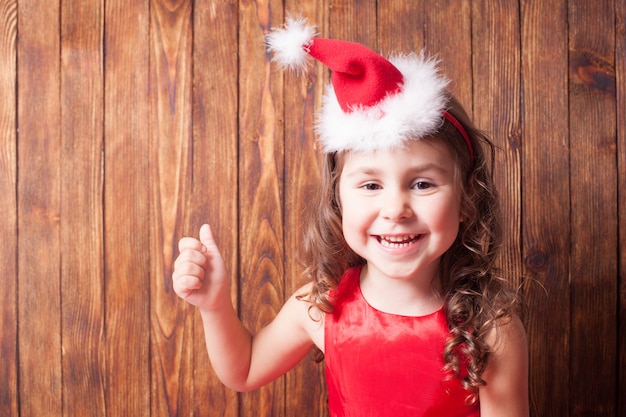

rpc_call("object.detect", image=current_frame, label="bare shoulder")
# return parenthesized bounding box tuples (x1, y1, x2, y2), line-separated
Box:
(285, 282, 325, 351)
(479, 315, 529, 417)
(486, 314, 527, 354)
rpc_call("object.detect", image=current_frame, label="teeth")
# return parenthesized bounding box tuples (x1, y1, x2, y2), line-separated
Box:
(379, 235, 417, 248)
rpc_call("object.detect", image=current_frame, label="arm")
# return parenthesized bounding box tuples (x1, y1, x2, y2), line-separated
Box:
(199, 288, 317, 391)
(173, 224, 316, 392)
(478, 315, 529, 417)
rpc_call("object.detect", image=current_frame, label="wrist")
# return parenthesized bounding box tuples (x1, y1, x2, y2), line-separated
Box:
(198, 294, 236, 317)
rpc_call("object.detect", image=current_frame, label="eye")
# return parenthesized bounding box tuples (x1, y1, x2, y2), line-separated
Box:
(361, 182, 382, 191)
(412, 181, 432, 190)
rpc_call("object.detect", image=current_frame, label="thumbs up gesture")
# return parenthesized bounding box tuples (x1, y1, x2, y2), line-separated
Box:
(173, 224, 230, 312)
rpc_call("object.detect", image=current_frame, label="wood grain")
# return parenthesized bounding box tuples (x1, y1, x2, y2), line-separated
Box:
(617, 1, 626, 414)
(148, 1, 194, 416)
(329, 0, 377, 47)
(568, 2, 617, 415)
(0, 1, 17, 416)
(103, 0, 151, 415)
(378, 1, 424, 55)
(471, 1, 524, 295)
(60, 0, 106, 415)
(425, 0, 473, 111)
(190, 1, 239, 415)
(520, 1, 571, 415)
(238, 1, 287, 415)
(17, 1, 62, 416)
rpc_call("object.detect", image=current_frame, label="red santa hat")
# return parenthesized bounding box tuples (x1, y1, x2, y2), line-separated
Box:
(266, 15, 473, 159)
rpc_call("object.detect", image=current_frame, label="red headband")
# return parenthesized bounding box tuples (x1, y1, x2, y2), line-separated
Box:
(442, 111, 474, 162)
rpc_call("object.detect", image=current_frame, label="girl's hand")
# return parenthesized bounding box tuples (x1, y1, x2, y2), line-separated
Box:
(173, 224, 230, 312)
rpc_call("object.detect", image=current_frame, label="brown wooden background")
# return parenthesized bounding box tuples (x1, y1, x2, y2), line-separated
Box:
(1, 0, 624, 416)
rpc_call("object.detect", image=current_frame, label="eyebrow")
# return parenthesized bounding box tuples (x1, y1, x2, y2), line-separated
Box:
(343, 163, 451, 178)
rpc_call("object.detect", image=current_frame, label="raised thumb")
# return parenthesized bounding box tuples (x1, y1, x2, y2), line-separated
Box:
(199, 223, 216, 249)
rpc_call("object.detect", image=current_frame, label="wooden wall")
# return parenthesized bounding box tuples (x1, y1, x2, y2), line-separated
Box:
(1, 0, 624, 416)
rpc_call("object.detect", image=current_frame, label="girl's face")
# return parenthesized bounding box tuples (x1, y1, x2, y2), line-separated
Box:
(338, 139, 462, 283)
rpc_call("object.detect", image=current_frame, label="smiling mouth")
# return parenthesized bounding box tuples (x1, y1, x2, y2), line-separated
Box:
(377, 234, 420, 249)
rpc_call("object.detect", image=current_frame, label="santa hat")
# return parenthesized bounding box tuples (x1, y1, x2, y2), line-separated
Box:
(266, 15, 473, 159)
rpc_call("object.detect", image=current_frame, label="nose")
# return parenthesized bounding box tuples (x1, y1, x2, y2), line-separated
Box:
(380, 190, 414, 221)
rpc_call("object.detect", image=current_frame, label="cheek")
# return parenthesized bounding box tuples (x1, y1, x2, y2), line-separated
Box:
(338, 186, 359, 222)
(340, 201, 362, 233)
(426, 199, 462, 230)
(339, 198, 372, 245)
(340, 192, 376, 225)
(340, 215, 369, 258)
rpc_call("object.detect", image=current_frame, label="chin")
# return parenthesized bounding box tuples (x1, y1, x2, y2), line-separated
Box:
(366, 256, 441, 281)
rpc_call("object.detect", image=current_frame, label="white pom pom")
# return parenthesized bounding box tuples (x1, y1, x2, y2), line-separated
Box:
(266, 15, 316, 73)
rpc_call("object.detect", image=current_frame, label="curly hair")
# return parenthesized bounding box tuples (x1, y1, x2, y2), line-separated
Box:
(298, 95, 519, 403)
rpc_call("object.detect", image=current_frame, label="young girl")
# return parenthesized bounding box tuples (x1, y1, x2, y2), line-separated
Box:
(173, 16, 529, 417)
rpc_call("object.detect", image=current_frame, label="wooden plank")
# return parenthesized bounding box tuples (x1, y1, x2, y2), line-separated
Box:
(378, 1, 424, 55)
(568, 2, 618, 416)
(617, 0, 626, 414)
(16, 1, 62, 416)
(190, 1, 239, 415)
(103, 1, 151, 415)
(520, 1, 570, 416)
(379, 1, 472, 110)
(470, 1, 524, 301)
(238, 1, 286, 415)
(59, 1, 106, 416)
(282, 2, 329, 416)
(329, 0, 377, 47)
(425, 0, 473, 112)
(0, 1, 17, 416)
(147, 1, 194, 416)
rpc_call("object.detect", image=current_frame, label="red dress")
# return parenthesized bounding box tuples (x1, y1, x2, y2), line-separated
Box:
(325, 266, 480, 417)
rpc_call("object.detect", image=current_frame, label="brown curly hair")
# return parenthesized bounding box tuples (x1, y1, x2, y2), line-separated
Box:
(298, 94, 519, 403)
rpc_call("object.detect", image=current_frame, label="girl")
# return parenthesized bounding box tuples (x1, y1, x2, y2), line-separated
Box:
(173, 16, 528, 417)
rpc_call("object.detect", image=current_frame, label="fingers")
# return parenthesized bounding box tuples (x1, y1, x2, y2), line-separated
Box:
(173, 252, 206, 277)
(173, 233, 209, 298)
(173, 253, 204, 292)
(178, 236, 204, 253)
(173, 249, 206, 298)
(173, 274, 203, 296)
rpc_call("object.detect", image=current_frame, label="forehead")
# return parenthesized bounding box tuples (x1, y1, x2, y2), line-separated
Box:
(339, 139, 457, 175)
